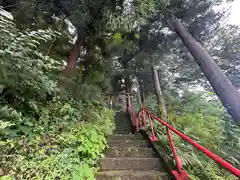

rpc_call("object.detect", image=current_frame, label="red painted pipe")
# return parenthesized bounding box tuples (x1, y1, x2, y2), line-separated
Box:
(167, 128, 183, 172)
(147, 113, 157, 140)
(143, 108, 240, 178)
(138, 112, 142, 128)
(142, 110, 146, 127)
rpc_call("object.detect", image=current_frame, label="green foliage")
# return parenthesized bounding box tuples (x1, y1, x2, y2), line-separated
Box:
(167, 90, 226, 149)
(113, 33, 122, 44)
(0, 14, 115, 179)
(140, 89, 239, 179)
(133, 94, 157, 112)
(0, 14, 62, 138)
(104, 0, 158, 32)
(1, 107, 114, 179)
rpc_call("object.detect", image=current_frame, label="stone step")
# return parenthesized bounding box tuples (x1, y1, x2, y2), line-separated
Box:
(115, 123, 131, 128)
(113, 130, 132, 134)
(114, 120, 130, 123)
(113, 129, 130, 131)
(113, 130, 131, 134)
(114, 125, 131, 129)
(114, 127, 131, 131)
(96, 170, 168, 180)
(115, 122, 130, 124)
(106, 147, 156, 158)
(115, 121, 131, 123)
(114, 123, 130, 125)
(108, 134, 144, 140)
(114, 119, 130, 122)
(108, 140, 148, 148)
(100, 158, 162, 171)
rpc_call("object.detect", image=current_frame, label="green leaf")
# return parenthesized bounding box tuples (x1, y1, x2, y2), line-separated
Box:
(113, 33, 122, 44)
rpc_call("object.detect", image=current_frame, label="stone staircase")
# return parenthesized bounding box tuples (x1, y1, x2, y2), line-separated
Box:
(96, 111, 169, 180)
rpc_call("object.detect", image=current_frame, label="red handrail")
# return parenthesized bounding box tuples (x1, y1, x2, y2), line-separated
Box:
(128, 105, 240, 179)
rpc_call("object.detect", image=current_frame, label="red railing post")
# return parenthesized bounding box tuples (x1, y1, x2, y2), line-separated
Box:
(136, 112, 139, 132)
(133, 112, 136, 132)
(142, 109, 146, 128)
(147, 114, 158, 142)
(138, 111, 142, 129)
(167, 128, 189, 179)
(167, 128, 182, 171)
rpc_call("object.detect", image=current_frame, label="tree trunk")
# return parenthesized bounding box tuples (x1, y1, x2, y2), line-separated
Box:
(151, 61, 168, 121)
(138, 76, 145, 102)
(136, 77, 142, 107)
(171, 18, 240, 125)
(125, 76, 131, 107)
(66, 38, 80, 69)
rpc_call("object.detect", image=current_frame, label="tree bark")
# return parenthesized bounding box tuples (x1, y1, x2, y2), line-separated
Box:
(141, 79, 147, 102)
(125, 76, 131, 107)
(66, 37, 80, 69)
(136, 77, 142, 107)
(171, 18, 240, 125)
(151, 61, 168, 121)
(140, 80, 146, 103)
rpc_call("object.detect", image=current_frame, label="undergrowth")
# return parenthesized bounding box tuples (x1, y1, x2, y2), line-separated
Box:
(1, 106, 115, 180)
(140, 90, 239, 180)
(0, 14, 115, 179)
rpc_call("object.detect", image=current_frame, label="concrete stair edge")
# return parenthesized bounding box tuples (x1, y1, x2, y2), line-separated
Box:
(108, 140, 148, 148)
(96, 170, 168, 180)
(100, 157, 162, 171)
(108, 134, 144, 140)
(106, 147, 155, 158)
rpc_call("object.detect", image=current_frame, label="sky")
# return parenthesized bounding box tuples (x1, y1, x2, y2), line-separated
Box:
(223, 0, 240, 25)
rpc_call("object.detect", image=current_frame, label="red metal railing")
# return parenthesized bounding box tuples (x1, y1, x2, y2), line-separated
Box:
(127, 104, 240, 179)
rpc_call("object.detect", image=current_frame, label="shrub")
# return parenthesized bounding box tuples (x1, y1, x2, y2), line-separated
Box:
(0, 13, 115, 179)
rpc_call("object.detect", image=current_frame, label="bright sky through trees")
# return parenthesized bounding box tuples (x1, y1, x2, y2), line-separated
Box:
(227, 0, 240, 25)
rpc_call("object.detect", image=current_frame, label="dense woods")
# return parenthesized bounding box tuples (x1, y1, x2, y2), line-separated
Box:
(0, 0, 239, 179)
